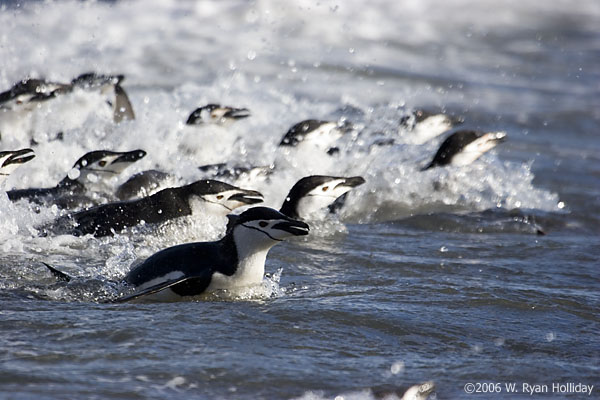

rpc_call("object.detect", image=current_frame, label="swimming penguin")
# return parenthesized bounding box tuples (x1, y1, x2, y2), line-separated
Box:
(47, 179, 264, 237)
(110, 206, 309, 302)
(0, 78, 71, 143)
(279, 175, 366, 220)
(185, 104, 250, 125)
(279, 119, 353, 152)
(115, 169, 177, 201)
(71, 72, 135, 122)
(0, 148, 35, 185)
(198, 163, 272, 182)
(400, 109, 463, 145)
(0, 78, 70, 112)
(422, 130, 507, 170)
(373, 381, 435, 400)
(7, 149, 146, 208)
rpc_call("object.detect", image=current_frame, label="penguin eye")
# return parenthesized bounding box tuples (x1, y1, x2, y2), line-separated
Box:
(98, 161, 107, 167)
(322, 186, 329, 192)
(216, 195, 224, 200)
(259, 221, 268, 228)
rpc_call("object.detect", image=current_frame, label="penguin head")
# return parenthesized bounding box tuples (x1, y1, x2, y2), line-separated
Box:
(280, 175, 366, 219)
(71, 72, 123, 93)
(232, 206, 309, 248)
(0, 78, 70, 111)
(279, 119, 352, 150)
(186, 104, 251, 125)
(445, 130, 507, 167)
(66, 149, 147, 184)
(185, 180, 264, 215)
(400, 110, 463, 144)
(0, 148, 35, 183)
(423, 130, 507, 170)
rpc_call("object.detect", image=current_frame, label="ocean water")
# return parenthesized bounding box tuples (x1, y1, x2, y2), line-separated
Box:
(0, 0, 599, 399)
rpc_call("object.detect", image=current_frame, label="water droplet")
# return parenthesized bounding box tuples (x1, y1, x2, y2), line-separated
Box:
(545, 332, 556, 342)
(440, 246, 448, 253)
(557, 201, 565, 209)
(348, 47, 355, 54)
(67, 168, 81, 180)
(390, 361, 405, 374)
(247, 50, 256, 60)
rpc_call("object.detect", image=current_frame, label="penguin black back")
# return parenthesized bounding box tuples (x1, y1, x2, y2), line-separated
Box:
(422, 130, 481, 170)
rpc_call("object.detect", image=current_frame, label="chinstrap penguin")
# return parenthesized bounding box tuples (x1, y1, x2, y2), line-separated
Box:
(279, 175, 366, 220)
(115, 169, 177, 201)
(0, 78, 70, 111)
(70, 72, 135, 122)
(279, 119, 353, 152)
(47, 179, 264, 237)
(400, 109, 463, 144)
(186, 104, 250, 125)
(422, 130, 506, 170)
(198, 163, 272, 182)
(111, 206, 309, 302)
(7, 149, 146, 208)
(0, 148, 35, 185)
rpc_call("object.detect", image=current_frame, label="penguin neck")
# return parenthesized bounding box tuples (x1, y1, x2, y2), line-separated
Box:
(279, 198, 300, 219)
(225, 227, 277, 286)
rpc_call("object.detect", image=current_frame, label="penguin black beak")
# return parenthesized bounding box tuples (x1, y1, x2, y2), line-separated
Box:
(112, 149, 147, 164)
(273, 218, 310, 236)
(225, 108, 251, 120)
(228, 190, 264, 205)
(336, 176, 366, 189)
(3, 148, 35, 167)
(492, 131, 507, 143)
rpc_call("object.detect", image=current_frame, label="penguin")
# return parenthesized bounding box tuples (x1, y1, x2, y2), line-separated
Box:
(0, 78, 70, 112)
(110, 206, 309, 302)
(373, 381, 436, 400)
(279, 175, 366, 220)
(198, 163, 272, 182)
(0, 148, 35, 185)
(115, 165, 272, 202)
(47, 179, 264, 237)
(70, 72, 135, 122)
(0, 78, 71, 142)
(422, 130, 507, 170)
(400, 381, 436, 400)
(115, 169, 177, 201)
(7, 149, 146, 207)
(400, 109, 463, 145)
(0, 73, 134, 145)
(185, 104, 250, 125)
(279, 119, 353, 152)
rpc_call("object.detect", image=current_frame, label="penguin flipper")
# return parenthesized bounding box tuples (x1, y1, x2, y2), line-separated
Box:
(108, 276, 196, 303)
(42, 262, 72, 282)
(113, 85, 135, 122)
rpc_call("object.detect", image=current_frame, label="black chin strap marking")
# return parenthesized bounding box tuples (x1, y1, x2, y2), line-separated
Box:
(241, 223, 283, 242)
(201, 197, 233, 211)
(83, 168, 119, 175)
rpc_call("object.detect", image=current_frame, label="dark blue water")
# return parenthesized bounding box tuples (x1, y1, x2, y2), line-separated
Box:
(1, 1, 599, 399)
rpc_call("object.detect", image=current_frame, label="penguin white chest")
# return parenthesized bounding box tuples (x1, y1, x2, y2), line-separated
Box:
(207, 229, 274, 291)
(207, 250, 269, 290)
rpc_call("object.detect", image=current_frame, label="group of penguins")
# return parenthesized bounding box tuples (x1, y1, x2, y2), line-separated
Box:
(0, 72, 507, 307)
